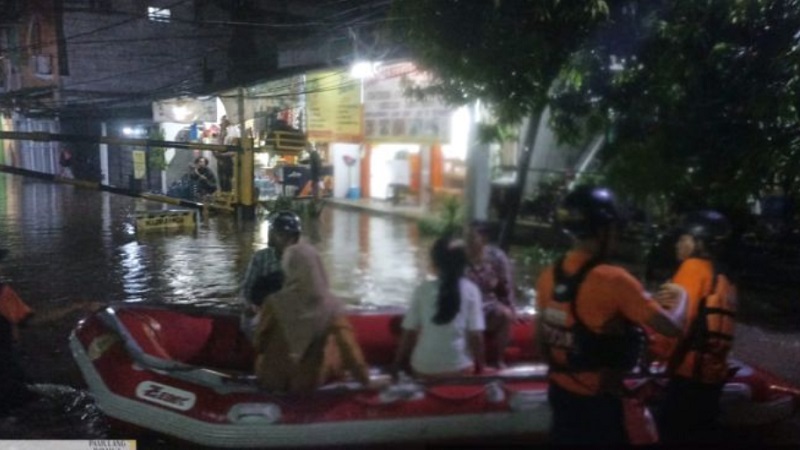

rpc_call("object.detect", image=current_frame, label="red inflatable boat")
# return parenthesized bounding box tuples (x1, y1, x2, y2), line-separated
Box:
(69, 304, 798, 448)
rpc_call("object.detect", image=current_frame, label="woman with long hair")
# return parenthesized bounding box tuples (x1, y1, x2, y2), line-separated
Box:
(392, 235, 486, 377)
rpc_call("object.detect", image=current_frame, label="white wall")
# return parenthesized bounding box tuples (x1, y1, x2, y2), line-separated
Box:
(331, 143, 361, 198)
(369, 144, 419, 200)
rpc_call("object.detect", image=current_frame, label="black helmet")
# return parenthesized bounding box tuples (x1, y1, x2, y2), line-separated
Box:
(679, 210, 731, 245)
(556, 185, 622, 238)
(268, 210, 302, 234)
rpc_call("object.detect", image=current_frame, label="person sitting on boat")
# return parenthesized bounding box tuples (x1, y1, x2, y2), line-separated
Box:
(653, 210, 737, 444)
(239, 211, 301, 337)
(536, 185, 688, 446)
(392, 235, 486, 378)
(464, 220, 516, 368)
(252, 241, 371, 393)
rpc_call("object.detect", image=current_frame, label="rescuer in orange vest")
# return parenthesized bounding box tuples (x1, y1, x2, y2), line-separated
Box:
(655, 210, 737, 444)
(536, 185, 688, 445)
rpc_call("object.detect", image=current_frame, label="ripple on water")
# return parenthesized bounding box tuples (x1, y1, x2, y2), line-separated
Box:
(0, 384, 109, 439)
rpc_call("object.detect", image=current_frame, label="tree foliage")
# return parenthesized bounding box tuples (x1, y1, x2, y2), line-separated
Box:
(391, 0, 800, 221)
(553, 0, 800, 213)
(391, 0, 615, 247)
(391, 0, 613, 124)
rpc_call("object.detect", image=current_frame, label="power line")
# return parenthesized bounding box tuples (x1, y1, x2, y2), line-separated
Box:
(33, 67, 375, 112)
(2, 0, 192, 56)
(1, 1, 396, 112)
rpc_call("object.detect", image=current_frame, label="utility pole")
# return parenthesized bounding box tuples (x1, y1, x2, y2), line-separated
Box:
(236, 86, 256, 220)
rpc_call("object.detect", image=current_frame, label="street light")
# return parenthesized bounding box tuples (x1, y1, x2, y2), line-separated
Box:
(350, 61, 379, 79)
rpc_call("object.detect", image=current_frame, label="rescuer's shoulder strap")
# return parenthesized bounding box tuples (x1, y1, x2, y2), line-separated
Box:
(552, 256, 603, 304)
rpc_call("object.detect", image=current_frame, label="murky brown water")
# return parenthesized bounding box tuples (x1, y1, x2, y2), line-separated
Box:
(0, 173, 799, 446)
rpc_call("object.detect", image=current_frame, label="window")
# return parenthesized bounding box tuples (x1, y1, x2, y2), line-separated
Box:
(148, 6, 171, 22)
(28, 20, 52, 77)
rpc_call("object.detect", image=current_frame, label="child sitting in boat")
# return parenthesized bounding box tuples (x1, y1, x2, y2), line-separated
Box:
(252, 241, 371, 393)
(392, 236, 486, 378)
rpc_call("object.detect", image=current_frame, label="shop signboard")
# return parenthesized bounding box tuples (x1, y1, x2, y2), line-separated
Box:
(306, 70, 362, 142)
(132, 150, 146, 179)
(363, 62, 451, 144)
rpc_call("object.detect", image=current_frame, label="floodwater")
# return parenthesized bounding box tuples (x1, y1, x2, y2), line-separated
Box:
(0, 173, 799, 446)
(0, 174, 441, 444)
(0, 177, 432, 309)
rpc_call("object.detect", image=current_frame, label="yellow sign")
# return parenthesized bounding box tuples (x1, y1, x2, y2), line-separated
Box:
(307, 70, 362, 142)
(132, 150, 146, 179)
(135, 210, 197, 231)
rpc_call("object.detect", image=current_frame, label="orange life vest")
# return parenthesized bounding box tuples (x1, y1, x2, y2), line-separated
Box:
(540, 257, 644, 374)
(668, 271, 736, 384)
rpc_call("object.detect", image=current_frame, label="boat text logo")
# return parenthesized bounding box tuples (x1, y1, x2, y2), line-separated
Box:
(136, 381, 196, 411)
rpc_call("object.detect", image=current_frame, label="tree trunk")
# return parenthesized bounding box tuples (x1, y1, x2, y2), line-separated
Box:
(498, 109, 543, 251)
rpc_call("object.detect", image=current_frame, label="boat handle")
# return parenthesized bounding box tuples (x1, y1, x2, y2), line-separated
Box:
(98, 308, 196, 372)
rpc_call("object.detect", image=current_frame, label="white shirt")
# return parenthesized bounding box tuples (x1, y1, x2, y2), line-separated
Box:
(402, 278, 485, 375)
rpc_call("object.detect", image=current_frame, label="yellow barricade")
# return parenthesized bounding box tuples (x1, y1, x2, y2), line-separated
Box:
(135, 209, 198, 231)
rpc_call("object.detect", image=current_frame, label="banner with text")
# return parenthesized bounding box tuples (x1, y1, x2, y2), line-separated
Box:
(363, 62, 451, 144)
(306, 70, 362, 142)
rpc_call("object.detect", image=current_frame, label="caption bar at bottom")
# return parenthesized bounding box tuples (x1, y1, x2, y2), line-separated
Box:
(0, 441, 136, 450)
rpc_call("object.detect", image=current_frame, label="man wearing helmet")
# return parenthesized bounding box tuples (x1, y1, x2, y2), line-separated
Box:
(655, 210, 737, 444)
(535, 185, 688, 445)
(239, 211, 302, 336)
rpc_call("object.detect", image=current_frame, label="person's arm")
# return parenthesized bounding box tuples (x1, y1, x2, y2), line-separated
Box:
(651, 282, 688, 332)
(205, 168, 217, 185)
(494, 248, 517, 313)
(464, 279, 487, 373)
(613, 269, 686, 338)
(331, 316, 371, 386)
(645, 305, 686, 338)
(24, 300, 104, 326)
(240, 252, 264, 311)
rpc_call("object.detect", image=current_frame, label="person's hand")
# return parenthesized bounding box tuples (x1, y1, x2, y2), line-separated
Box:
(653, 283, 686, 311)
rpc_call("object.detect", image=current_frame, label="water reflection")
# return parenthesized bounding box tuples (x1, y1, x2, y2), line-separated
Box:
(0, 175, 436, 311)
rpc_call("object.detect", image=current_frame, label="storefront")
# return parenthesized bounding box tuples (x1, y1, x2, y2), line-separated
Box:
(362, 61, 469, 204)
(218, 76, 309, 201)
